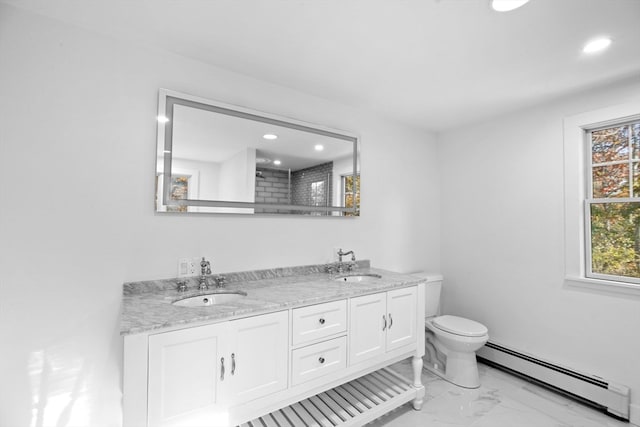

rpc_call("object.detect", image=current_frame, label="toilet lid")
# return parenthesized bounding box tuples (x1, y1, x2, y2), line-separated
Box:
(432, 315, 488, 337)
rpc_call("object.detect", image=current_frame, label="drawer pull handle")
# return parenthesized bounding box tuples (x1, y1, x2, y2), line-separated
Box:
(231, 353, 236, 375)
(319, 318, 326, 325)
(319, 357, 325, 364)
(220, 357, 225, 381)
(388, 313, 393, 329)
(382, 315, 387, 331)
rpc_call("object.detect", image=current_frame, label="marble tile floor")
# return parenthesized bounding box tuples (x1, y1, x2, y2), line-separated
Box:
(369, 360, 633, 427)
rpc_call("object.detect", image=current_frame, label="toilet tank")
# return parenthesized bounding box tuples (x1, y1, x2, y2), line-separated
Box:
(412, 273, 443, 318)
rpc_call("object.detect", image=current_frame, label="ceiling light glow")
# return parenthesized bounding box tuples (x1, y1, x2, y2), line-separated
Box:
(315, 144, 324, 151)
(583, 37, 612, 54)
(273, 160, 282, 166)
(491, 0, 530, 12)
(263, 134, 278, 140)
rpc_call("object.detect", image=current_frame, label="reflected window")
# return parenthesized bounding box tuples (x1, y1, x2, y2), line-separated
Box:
(310, 181, 325, 206)
(343, 174, 360, 217)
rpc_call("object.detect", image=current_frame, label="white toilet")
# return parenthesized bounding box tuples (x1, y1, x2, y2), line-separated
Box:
(414, 274, 489, 389)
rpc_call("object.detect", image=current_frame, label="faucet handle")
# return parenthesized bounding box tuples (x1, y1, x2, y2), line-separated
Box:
(216, 275, 226, 288)
(177, 281, 188, 292)
(325, 263, 336, 275)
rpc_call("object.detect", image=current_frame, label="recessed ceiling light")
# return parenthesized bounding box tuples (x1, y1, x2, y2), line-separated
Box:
(157, 115, 169, 123)
(315, 144, 324, 151)
(263, 134, 278, 140)
(273, 160, 282, 166)
(491, 0, 530, 12)
(583, 37, 612, 54)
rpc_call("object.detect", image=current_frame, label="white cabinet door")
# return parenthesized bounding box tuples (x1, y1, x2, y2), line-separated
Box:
(228, 310, 289, 403)
(386, 286, 417, 352)
(349, 292, 386, 365)
(148, 323, 229, 427)
(349, 287, 417, 365)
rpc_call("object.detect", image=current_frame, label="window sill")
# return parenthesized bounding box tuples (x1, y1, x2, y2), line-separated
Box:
(565, 275, 640, 297)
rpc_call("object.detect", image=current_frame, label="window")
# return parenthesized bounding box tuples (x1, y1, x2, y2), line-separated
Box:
(343, 174, 360, 217)
(587, 122, 640, 282)
(310, 180, 325, 206)
(564, 101, 640, 294)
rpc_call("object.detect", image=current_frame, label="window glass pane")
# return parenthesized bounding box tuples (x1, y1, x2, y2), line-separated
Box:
(592, 163, 629, 198)
(591, 125, 629, 164)
(633, 123, 640, 160)
(310, 181, 325, 206)
(634, 162, 640, 198)
(343, 174, 360, 217)
(590, 202, 640, 279)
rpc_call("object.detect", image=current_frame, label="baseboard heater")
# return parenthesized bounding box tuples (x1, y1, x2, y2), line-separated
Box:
(476, 341, 630, 421)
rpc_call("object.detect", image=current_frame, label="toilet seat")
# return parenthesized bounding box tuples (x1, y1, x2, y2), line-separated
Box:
(432, 315, 487, 337)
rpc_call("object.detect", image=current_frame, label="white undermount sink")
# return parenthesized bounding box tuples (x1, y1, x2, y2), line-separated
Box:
(334, 274, 382, 283)
(172, 290, 247, 307)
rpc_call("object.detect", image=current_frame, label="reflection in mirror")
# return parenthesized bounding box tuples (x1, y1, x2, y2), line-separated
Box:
(156, 89, 360, 216)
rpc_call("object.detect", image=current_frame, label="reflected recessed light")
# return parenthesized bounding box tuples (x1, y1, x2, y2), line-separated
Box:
(263, 134, 278, 140)
(157, 115, 169, 123)
(315, 144, 324, 151)
(583, 37, 612, 54)
(273, 160, 282, 166)
(491, 0, 530, 12)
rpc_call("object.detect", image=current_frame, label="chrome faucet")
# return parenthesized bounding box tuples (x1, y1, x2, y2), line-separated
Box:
(199, 257, 212, 290)
(337, 248, 357, 273)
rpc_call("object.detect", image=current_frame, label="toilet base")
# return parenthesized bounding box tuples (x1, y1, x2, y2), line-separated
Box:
(424, 333, 482, 389)
(422, 352, 480, 389)
(444, 350, 481, 388)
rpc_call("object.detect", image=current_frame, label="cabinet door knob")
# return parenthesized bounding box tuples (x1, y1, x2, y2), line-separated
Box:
(231, 353, 236, 375)
(319, 318, 326, 325)
(319, 357, 325, 364)
(220, 357, 225, 381)
(382, 315, 387, 331)
(388, 313, 393, 329)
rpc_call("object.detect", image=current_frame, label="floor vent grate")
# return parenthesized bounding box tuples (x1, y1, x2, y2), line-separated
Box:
(238, 368, 416, 427)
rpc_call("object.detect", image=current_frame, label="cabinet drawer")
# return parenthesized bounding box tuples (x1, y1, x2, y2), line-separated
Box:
(291, 336, 347, 386)
(292, 299, 347, 346)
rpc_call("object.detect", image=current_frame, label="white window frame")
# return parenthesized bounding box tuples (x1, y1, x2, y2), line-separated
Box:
(563, 100, 640, 295)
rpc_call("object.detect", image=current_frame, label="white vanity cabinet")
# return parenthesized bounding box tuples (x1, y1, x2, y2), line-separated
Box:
(145, 310, 288, 427)
(123, 281, 425, 427)
(349, 287, 417, 365)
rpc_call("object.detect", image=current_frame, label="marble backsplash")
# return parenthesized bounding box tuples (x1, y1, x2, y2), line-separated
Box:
(123, 260, 371, 295)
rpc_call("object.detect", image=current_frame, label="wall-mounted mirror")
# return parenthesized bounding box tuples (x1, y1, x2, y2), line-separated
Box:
(156, 89, 360, 216)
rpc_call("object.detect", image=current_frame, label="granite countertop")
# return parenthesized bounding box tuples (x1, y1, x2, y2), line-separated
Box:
(121, 261, 424, 336)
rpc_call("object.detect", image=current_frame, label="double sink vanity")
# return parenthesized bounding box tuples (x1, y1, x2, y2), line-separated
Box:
(121, 261, 426, 427)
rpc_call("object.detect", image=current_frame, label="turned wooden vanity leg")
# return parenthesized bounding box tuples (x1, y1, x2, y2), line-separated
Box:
(411, 354, 425, 410)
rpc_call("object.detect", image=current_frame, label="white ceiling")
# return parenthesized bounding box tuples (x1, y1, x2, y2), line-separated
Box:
(4, 0, 640, 132)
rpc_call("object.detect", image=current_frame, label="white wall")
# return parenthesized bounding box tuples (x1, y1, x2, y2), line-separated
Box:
(218, 148, 256, 202)
(0, 5, 440, 426)
(438, 76, 640, 423)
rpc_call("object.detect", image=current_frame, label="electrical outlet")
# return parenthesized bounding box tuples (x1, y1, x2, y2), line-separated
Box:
(177, 258, 197, 277)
